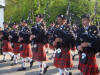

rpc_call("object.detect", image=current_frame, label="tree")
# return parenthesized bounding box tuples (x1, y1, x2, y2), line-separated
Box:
(4, 0, 100, 26)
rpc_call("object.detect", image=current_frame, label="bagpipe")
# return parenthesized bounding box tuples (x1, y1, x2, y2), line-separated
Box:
(78, 25, 100, 64)
(0, 28, 18, 42)
(79, 25, 100, 54)
(31, 24, 48, 44)
(31, 23, 48, 52)
(19, 30, 31, 43)
(1, 29, 10, 41)
(9, 30, 19, 43)
(17, 31, 31, 51)
(50, 27, 76, 50)
(48, 27, 75, 58)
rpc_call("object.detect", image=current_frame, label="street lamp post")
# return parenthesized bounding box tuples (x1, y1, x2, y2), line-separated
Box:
(0, 0, 5, 29)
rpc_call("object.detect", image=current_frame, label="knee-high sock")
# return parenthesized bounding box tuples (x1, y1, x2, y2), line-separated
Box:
(42, 62, 47, 68)
(38, 62, 44, 73)
(65, 69, 70, 75)
(14, 55, 18, 64)
(22, 58, 26, 68)
(8, 52, 14, 57)
(21, 57, 33, 68)
(26, 57, 33, 62)
(3, 52, 6, 60)
(58, 68, 64, 75)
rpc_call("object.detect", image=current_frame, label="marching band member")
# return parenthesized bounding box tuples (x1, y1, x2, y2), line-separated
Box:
(52, 14, 75, 75)
(76, 14, 100, 75)
(17, 31, 33, 71)
(0, 29, 14, 62)
(31, 14, 49, 75)
(10, 23, 20, 66)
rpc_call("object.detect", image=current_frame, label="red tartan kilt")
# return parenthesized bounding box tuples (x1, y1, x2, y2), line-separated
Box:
(2, 40, 13, 52)
(20, 44, 33, 58)
(13, 43, 20, 54)
(78, 52, 99, 75)
(32, 44, 48, 61)
(54, 49, 73, 69)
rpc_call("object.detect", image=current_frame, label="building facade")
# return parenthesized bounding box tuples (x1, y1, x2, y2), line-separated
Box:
(0, 0, 5, 29)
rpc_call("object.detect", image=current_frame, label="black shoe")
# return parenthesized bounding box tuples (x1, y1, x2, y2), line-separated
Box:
(72, 55, 75, 60)
(3, 60, 6, 62)
(11, 63, 17, 66)
(30, 60, 34, 68)
(17, 67, 26, 71)
(0, 60, 6, 63)
(43, 66, 49, 74)
(38, 72, 43, 75)
(49, 56, 53, 60)
(46, 51, 48, 54)
(38, 70, 44, 75)
(69, 72, 72, 75)
(11, 56, 14, 61)
(38, 73, 43, 75)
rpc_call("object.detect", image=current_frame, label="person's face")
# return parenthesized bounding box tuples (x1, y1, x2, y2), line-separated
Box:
(21, 22, 27, 26)
(53, 38, 62, 46)
(36, 17, 43, 22)
(21, 22, 23, 26)
(57, 17, 62, 25)
(56, 25, 60, 28)
(81, 42, 89, 47)
(13, 25, 18, 29)
(18, 36, 23, 42)
(64, 20, 67, 24)
(4, 24, 8, 28)
(82, 18, 90, 26)
(0, 28, 2, 31)
(21, 22, 24, 26)
(50, 23, 55, 27)
(30, 35, 36, 41)
(0, 34, 3, 39)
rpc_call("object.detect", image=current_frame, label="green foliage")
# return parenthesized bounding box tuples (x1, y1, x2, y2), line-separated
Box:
(4, 0, 100, 26)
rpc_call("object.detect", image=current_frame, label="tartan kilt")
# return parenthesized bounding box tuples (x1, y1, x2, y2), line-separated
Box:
(2, 40, 13, 52)
(78, 52, 99, 75)
(13, 43, 20, 54)
(54, 49, 73, 69)
(20, 43, 33, 58)
(32, 43, 48, 61)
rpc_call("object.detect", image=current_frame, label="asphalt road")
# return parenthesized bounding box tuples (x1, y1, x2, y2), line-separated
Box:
(0, 50, 100, 75)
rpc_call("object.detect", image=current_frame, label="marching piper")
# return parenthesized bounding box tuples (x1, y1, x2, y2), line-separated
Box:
(17, 31, 33, 71)
(76, 14, 100, 75)
(0, 28, 14, 63)
(10, 22, 20, 66)
(31, 14, 49, 75)
(52, 14, 75, 75)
